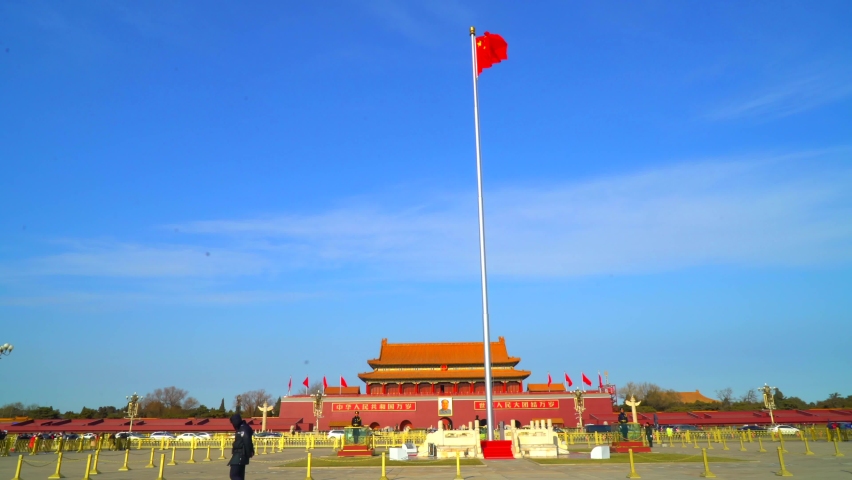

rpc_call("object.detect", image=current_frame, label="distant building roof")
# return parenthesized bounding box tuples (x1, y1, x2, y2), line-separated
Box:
(527, 384, 567, 392)
(677, 390, 718, 403)
(324, 386, 361, 395)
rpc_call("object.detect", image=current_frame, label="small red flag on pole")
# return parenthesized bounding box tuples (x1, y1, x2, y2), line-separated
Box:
(598, 372, 604, 389)
(322, 376, 328, 391)
(302, 376, 309, 395)
(288, 376, 292, 396)
(547, 372, 552, 391)
(582, 373, 592, 387)
(340, 376, 348, 388)
(564, 372, 573, 387)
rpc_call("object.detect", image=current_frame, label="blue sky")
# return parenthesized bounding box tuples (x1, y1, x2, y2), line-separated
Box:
(1, 1, 851, 412)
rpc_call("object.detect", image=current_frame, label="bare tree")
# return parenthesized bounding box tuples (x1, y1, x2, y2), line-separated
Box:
(738, 390, 758, 403)
(715, 388, 733, 405)
(183, 396, 199, 410)
(145, 386, 189, 409)
(235, 389, 273, 417)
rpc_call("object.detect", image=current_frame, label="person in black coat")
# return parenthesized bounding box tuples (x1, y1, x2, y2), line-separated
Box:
(644, 422, 654, 447)
(228, 414, 254, 480)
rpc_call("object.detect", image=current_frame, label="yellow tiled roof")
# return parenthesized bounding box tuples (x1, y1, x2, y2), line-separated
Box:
(677, 390, 718, 403)
(367, 337, 520, 367)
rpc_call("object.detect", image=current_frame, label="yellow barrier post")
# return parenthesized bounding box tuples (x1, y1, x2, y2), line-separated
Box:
(803, 434, 814, 455)
(219, 440, 226, 460)
(706, 432, 713, 450)
(834, 435, 845, 457)
(776, 446, 793, 476)
(90, 448, 101, 475)
(146, 447, 156, 468)
(699, 448, 716, 478)
(680, 433, 685, 447)
(721, 435, 729, 451)
(305, 451, 314, 480)
(187, 440, 197, 464)
(156, 454, 166, 480)
(119, 448, 131, 471)
(379, 451, 389, 480)
(454, 451, 463, 480)
(168, 446, 177, 466)
(160, 437, 165, 451)
(739, 434, 747, 452)
(779, 430, 787, 453)
(48, 451, 65, 479)
(82, 454, 92, 480)
(758, 435, 767, 453)
(626, 448, 641, 479)
(77, 438, 83, 453)
(11, 454, 23, 480)
(262, 440, 268, 455)
(204, 445, 212, 462)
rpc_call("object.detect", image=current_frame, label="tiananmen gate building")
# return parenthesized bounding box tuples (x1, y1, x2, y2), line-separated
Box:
(279, 337, 616, 431)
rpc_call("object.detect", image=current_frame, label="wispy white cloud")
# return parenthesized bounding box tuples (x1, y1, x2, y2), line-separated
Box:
(706, 71, 852, 121)
(5, 151, 851, 284)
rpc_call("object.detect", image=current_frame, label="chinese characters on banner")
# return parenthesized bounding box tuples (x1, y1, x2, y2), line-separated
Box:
(474, 400, 560, 410)
(331, 403, 416, 412)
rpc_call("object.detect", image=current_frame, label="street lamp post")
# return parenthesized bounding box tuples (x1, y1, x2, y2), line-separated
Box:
(573, 387, 586, 429)
(0, 343, 13, 359)
(126, 393, 143, 433)
(758, 384, 777, 425)
(311, 390, 325, 433)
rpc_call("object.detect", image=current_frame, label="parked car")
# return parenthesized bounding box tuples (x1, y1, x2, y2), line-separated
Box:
(669, 424, 702, 432)
(327, 430, 345, 439)
(62, 433, 80, 440)
(769, 425, 801, 435)
(149, 432, 176, 440)
(738, 425, 767, 431)
(116, 432, 144, 439)
(195, 432, 212, 440)
(81, 433, 97, 439)
(175, 433, 199, 442)
(255, 432, 282, 438)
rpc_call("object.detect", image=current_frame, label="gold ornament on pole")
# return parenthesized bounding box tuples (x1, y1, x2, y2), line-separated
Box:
(758, 384, 777, 425)
(125, 393, 143, 433)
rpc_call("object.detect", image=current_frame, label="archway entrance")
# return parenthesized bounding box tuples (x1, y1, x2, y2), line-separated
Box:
(399, 420, 413, 431)
(369, 422, 381, 430)
(439, 417, 453, 430)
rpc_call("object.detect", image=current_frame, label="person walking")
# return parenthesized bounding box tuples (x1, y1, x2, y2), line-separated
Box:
(644, 422, 654, 447)
(618, 408, 629, 441)
(227, 414, 255, 480)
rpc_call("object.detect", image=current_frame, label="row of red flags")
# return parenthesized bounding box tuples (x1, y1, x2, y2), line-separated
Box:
(287, 376, 348, 394)
(547, 372, 605, 389)
(286, 371, 604, 393)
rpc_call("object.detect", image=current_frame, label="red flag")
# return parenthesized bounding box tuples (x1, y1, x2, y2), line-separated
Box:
(564, 373, 573, 387)
(323, 376, 328, 390)
(598, 372, 604, 389)
(582, 373, 592, 386)
(302, 376, 309, 388)
(475, 32, 508, 75)
(547, 373, 552, 388)
(288, 377, 292, 390)
(340, 376, 348, 388)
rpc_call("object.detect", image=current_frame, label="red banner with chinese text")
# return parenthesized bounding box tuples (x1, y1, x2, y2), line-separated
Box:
(331, 402, 416, 412)
(474, 400, 559, 410)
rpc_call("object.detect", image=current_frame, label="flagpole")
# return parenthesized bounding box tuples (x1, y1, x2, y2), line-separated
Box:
(470, 25, 495, 442)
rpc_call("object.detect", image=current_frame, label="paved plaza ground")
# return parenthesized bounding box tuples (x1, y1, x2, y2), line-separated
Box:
(1, 441, 850, 479)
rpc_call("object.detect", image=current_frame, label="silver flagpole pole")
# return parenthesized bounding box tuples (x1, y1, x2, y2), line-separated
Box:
(470, 26, 495, 442)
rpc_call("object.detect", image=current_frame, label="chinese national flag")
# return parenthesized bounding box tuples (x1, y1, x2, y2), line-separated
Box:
(564, 373, 573, 387)
(476, 32, 508, 75)
(598, 372, 604, 389)
(340, 376, 348, 388)
(582, 373, 592, 386)
(323, 376, 328, 390)
(288, 377, 292, 390)
(302, 376, 309, 388)
(547, 373, 552, 388)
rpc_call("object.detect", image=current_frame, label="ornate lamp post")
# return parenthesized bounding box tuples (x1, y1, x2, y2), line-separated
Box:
(311, 390, 325, 432)
(573, 387, 586, 429)
(0, 343, 13, 359)
(758, 384, 777, 425)
(125, 393, 143, 433)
